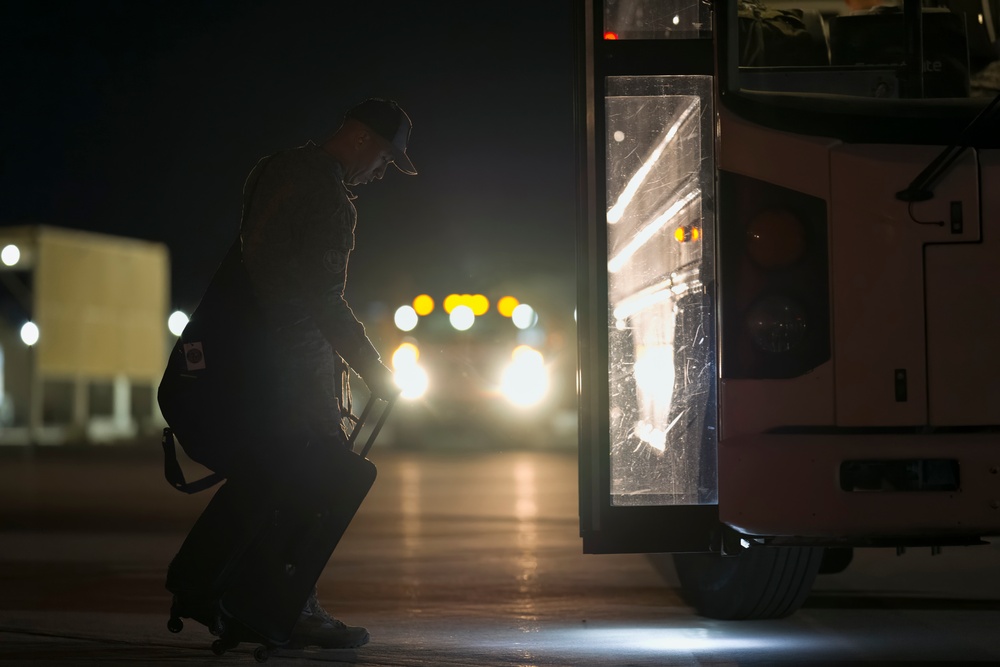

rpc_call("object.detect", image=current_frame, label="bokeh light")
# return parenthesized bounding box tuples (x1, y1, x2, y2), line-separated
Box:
(470, 294, 489, 316)
(413, 294, 434, 316)
(445, 294, 489, 316)
(167, 311, 189, 336)
(1, 244, 20, 267)
(512, 303, 537, 330)
(449, 304, 475, 331)
(391, 342, 420, 368)
(20, 321, 39, 346)
(500, 345, 548, 407)
(498, 296, 519, 318)
(394, 305, 419, 332)
(391, 342, 428, 399)
(443, 294, 461, 314)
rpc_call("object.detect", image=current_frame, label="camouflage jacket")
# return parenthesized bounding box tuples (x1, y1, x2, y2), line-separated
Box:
(239, 142, 381, 383)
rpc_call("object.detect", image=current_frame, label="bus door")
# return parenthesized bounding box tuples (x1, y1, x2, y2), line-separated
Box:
(576, 0, 720, 554)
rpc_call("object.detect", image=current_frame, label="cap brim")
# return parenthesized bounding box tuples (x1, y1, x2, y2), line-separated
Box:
(391, 148, 417, 176)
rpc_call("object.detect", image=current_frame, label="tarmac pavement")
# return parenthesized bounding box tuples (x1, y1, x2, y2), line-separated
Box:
(3, 443, 1000, 665)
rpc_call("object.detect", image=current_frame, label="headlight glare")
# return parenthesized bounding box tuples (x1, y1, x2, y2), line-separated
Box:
(392, 342, 428, 399)
(500, 346, 549, 407)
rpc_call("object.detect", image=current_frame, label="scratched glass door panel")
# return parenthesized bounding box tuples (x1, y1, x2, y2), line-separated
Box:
(605, 76, 717, 506)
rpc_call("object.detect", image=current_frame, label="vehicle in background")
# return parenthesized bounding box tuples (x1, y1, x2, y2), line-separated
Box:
(371, 292, 576, 450)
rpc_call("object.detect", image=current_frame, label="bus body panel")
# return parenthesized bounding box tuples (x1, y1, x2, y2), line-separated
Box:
(719, 431, 1000, 539)
(926, 151, 1000, 426)
(719, 364, 835, 441)
(717, 138, 997, 539)
(829, 145, 980, 427)
(717, 107, 836, 200)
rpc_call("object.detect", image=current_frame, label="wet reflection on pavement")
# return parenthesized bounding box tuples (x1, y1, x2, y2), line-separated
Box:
(2, 447, 1000, 665)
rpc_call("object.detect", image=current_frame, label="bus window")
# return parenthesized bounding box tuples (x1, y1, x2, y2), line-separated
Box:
(732, 1, 1000, 101)
(603, 0, 712, 39)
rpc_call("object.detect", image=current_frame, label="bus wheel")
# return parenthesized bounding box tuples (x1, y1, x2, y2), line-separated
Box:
(671, 546, 824, 620)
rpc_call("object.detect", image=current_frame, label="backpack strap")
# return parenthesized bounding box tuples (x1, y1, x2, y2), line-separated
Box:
(161, 428, 224, 494)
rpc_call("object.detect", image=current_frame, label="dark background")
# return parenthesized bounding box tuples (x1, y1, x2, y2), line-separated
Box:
(0, 0, 578, 324)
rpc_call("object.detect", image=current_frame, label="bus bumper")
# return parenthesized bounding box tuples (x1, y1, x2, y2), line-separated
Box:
(719, 432, 1000, 540)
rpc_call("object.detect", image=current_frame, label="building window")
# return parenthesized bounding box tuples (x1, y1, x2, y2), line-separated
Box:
(89, 381, 114, 417)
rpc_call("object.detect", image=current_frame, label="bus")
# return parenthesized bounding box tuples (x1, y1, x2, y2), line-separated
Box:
(576, 0, 1000, 619)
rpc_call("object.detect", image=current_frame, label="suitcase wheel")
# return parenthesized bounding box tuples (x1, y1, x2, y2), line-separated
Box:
(211, 638, 236, 656)
(167, 616, 183, 634)
(253, 645, 270, 663)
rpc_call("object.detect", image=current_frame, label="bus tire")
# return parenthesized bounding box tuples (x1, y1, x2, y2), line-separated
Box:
(671, 546, 824, 620)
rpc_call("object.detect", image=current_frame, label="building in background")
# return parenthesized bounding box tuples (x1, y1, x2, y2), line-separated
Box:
(0, 225, 169, 445)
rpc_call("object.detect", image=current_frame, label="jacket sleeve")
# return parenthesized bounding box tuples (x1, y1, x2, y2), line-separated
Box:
(291, 188, 382, 374)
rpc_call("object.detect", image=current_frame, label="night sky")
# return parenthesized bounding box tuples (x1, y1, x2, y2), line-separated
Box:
(1, 1, 577, 323)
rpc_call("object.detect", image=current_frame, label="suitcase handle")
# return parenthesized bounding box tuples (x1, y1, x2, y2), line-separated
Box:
(347, 394, 397, 458)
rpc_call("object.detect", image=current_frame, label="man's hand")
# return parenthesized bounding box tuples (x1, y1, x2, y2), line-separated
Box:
(363, 361, 400, 400)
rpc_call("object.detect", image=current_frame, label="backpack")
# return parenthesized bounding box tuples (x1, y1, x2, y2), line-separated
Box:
(157, 238, 276, 492)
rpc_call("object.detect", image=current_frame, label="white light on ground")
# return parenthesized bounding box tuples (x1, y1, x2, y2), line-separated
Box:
(168, 311, 189, 336)
(449, 304, 475, 331)
(20, 321, 39, 346)
(470, 623, 816, 658)
(394, 305, 419, 332)
(1, 245, 20, 267)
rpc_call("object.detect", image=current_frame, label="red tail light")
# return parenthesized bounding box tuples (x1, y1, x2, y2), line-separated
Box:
(719, 172, 830, 379)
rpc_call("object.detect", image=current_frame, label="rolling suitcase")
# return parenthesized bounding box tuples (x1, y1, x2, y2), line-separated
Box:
(166, 395, 395, 662)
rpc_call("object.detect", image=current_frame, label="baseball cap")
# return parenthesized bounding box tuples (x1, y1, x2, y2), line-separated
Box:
(345, 98, 417, 175)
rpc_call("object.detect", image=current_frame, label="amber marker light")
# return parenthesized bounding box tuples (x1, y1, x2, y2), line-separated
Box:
(443, 294, 461, 314)
(470, 294, 489, 316)
(674, 225, 701, 243)
(413, 294, 434, 316)
(498, 296, 519, 318)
